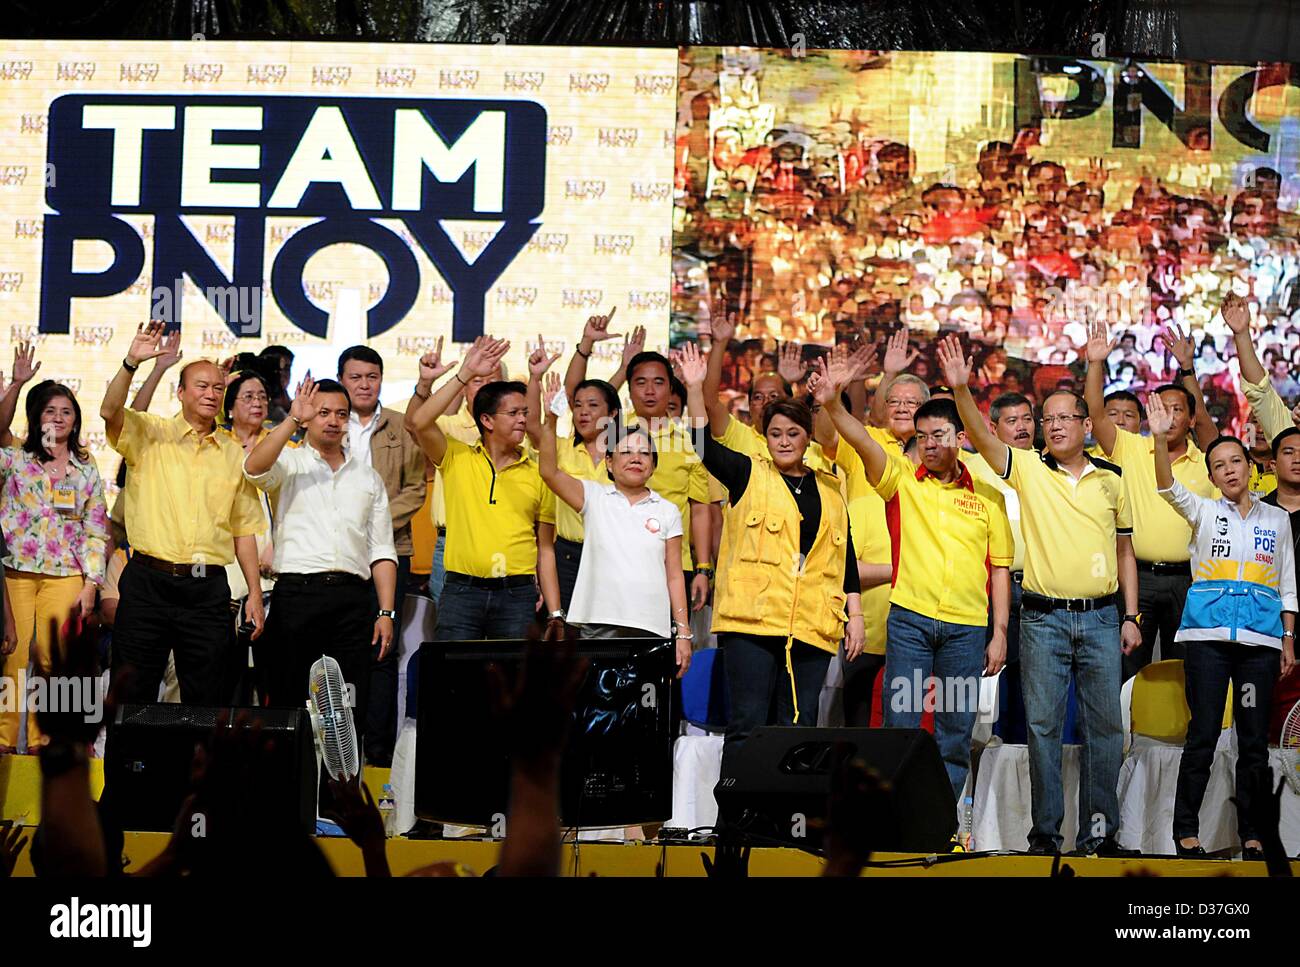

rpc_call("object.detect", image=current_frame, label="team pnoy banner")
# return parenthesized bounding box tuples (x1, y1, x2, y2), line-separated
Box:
(0, 40, 677, 469)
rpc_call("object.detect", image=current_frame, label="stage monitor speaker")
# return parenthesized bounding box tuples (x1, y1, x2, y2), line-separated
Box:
(415, 638, 675, 829)
(713, 727, 956, 852)
(105, 704, 316, 834)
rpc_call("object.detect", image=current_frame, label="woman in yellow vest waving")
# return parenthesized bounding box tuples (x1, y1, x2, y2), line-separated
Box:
(678, 342, 864, 782)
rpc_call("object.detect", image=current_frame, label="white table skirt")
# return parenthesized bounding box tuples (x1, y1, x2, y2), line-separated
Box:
(666, 733, 724, 833)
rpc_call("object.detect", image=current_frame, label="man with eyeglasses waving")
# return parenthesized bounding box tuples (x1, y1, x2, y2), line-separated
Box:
(941, 334, 1142, 858)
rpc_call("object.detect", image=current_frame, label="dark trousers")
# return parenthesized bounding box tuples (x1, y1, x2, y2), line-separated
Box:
(841, 651, 886, 727)
(1173, 640, 1279, 844)
(993, 574, 1028, 743)
(718, 633, 832, 781)
(364, 555, 410, 765)
(112, 558, 233, 705)
(264, 575, 376, 742)
(1123, 567, 1191, 681)
(554, 537, 583, 613)
(433, 574, 539, 642)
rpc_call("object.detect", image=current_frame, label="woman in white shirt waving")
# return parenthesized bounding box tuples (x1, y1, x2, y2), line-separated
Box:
(1151, 392, 1297, 860)
(538, 375, 692, 678)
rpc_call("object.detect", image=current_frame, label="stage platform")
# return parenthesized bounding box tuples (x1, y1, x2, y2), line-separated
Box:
(3, 755, 1294, 876)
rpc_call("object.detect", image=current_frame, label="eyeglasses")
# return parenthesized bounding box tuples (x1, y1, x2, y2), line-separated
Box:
(885, 398, 922, 411)
(1041, 414, 1086, 427)
(236, 393, 268, 404)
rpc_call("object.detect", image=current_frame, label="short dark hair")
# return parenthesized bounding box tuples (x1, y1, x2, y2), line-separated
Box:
(625, 351, 672, 384)
(1204, 435, 1249, 472)
(223, 370, 270, 424)
(1152, 382, 1196, 416)
(260, 345, 294, 363)
(1272, 425, 1300, 457)
(604, 422, 659, 473)
(572, 379, 621, 443)
(311, 378, 352, 413)
(760, 398, 814, 436)
(990, 392, 1033, 424)
(472, 380, 527, 434)
(338, 345, 384, 375)
(669, 374, 687, 410)
(1044, 389, 1089, 418)
(1103, 389, 1144, 420)
(914, 397, 963, 434)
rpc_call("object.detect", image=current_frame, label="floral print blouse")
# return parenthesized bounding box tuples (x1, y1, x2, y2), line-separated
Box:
(0, 447, 109, 583)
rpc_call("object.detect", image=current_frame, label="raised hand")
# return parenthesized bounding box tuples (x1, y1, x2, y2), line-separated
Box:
(487, 640, 589, 773)
(462, 335, 511, 379)
(0, 821, 27, 878)
(621, 325, 647, 367)
(1221, 292, 1251, 334)
(289, 373, 318, 425)
(542, 371, 564, 418)
(528, 333, 561, 378)
(676, 341, 708, 389)
(847, 340, 878, 382)
(155, 330, 184, 371)
(582, 307, 620, 344)
(324, 778, 387, 852)
(935, 334, 973, 388)
(805, 358, 837, 406)
(882, 326, 918, 375)
(1146, 390, 1174, 436)
(1085, 319, 1114, 364)
(777, 341, 806, 383)
(126, 321, 168, 366)
(417, 336, 454, 383)
(11, 341, 41, 385)
(709, 297, 737, 345)
(1161, 322, 1195, 371)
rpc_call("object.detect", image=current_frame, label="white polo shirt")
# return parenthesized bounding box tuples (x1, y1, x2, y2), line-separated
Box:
(244, 443, 397, 579)
(347, 410, 381, 469)
(567, 480, 684, 638)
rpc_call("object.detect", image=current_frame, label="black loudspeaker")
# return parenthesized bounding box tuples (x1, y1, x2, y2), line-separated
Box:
(713, 727, 956, 852)
(416, 639, 675, 828)
(105, 704, 316, 834)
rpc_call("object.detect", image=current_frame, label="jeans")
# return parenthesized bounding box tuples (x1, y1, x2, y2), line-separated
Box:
(555, 537, 583, 613)
(884, 606, 987, 802)
(1123, 568, 1191, 681)
(427, 534, 447, 606)
(991, 574, 1028, 744)
(718, 633, 832, 782)
(1174, 640, 1280, 844)
(1020, 602, 1124, 851)
(432, 575, 539, 642)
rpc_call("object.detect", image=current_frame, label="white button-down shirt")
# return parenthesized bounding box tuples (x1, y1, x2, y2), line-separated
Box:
(347, 410, 381, 469)
(244, 443, 396, 579)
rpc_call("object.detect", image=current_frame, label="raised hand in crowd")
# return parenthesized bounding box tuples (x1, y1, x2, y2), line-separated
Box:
(582, 306, 621, 347)
(620, 325, 647, 372)
(935, 333, 974, 389)
(528, 333, 562, 379)
(675, 340, 708, 389)
(708, 297, 737, 345)
(417, 335, 455, 386)
(126, 321, 169, 367)
(822, 750, 894, 877)
(1161, 321, 1195, 373)
(11, 340, 41, 386)
(489, 641, 589, 877)
(1084, 318, 1114, 366)
(325, 778, 391, 877)
(525, 335, 564, 446)
(882, 325, 918, 376)
(777, 341, 806, 385)
(288, 373, 320, 427)
(0, 821, 28, 878)
(1220, 291, 1251, 334)
(0, 340, 44, 444)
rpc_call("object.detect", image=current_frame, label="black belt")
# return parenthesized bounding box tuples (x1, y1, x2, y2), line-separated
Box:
(1137, 560, 1191, 576)
(1011, 570, 1024, 584)
(276, 571, 366, 587)
(445, 571, 535, 590)
(1021, 591, 1117, 613)
(133, 553, 218, 578)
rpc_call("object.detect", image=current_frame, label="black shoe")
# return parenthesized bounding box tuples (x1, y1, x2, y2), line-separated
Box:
(1077, 838, 1141, 858)
(1175, 841, 1208, 858)
(1027, 838, 1058, 855)
(404, 819, 445, 839)
(1240, 846, 1266, 861)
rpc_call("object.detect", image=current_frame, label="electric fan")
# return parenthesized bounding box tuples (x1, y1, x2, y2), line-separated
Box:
(307, 655, 359, 782)
(1281, 699, 1300, 796)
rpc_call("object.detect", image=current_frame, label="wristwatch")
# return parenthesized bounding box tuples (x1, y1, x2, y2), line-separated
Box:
(1123, 613, 1142, 627)
(1283, 630, 1295, 640)
(1177, 367, 1195, 379)
(548, 609, 566, 621)
(377, 609, 397, 619)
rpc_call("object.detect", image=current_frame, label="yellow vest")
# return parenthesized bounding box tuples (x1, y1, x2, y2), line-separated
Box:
(713, 457, 850, 721)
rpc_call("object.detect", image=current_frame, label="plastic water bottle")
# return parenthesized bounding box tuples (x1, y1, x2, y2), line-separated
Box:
(959, 795, 974, 851)
(379, 783, 397, 838)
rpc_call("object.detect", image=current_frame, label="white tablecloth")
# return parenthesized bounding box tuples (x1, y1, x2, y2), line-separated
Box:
(666, 732, 724, 832)
(973, 733, 1300, 854)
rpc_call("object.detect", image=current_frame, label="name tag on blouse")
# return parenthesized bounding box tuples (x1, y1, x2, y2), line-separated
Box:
(51, 481, 78, 514)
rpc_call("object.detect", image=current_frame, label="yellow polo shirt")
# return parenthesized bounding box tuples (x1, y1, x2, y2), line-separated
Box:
(965, 451, 1025, 573)
(110, 409, 265, 567)
(430, 405, 482, 530)
(875, 454, 1014, 626)
(1003, 446, 1132, 599)
(1109, 428, 1217, 563)
(553, 436, 607, 542)
(436, 437, 556, 577)
(1242, 374, 1288, 495)
(629, 418, 709, 570)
